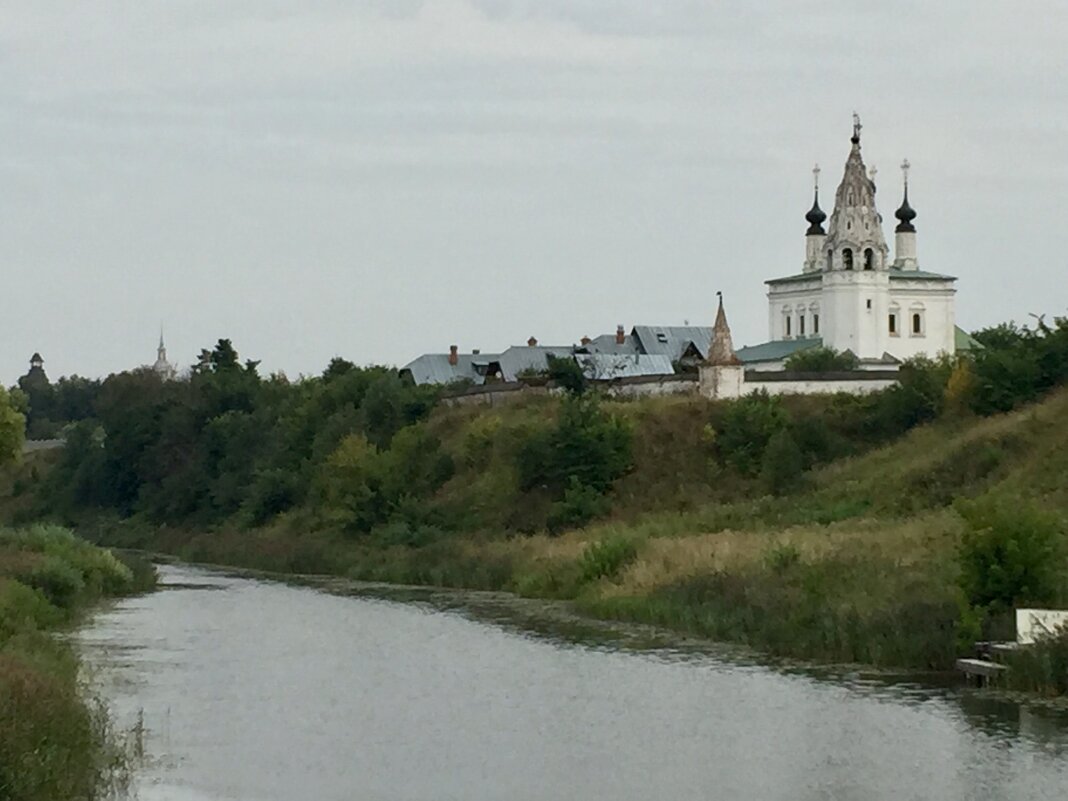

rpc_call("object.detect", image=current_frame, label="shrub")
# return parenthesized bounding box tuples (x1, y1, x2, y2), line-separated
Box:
(717, 391, 786, 475)
(547, 355, 587, 396)
(518, 394, 632, 497)
(956, 496, 1066, 612)
(579, 536, 639, 584)
(761, 429, 805, 495)
(0, 580, 59, 641)
(547, 477, 612, 534)
(1005, 627, 1068, 696)
(784, 347, 858, 372)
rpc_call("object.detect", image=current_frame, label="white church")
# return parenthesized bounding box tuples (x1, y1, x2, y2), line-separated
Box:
(736, 114, 966, 373)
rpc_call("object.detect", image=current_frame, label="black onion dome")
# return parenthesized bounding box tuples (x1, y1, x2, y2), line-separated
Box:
(895, 187, 916, 233)
(805, 189, 827, 235)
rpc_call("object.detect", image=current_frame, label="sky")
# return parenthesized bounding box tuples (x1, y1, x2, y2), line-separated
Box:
(2, 1, 1067, 383)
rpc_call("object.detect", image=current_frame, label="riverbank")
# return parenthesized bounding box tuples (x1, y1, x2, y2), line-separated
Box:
(9, 383, 1068, 687)
(0, 524, 155, 800)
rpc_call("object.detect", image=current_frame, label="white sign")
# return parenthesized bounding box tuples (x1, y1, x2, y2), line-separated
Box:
(1016, 608, 1068, 645)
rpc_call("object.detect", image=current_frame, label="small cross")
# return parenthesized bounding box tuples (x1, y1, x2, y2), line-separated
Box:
(852, 111, 862, 139)
(812, 163, 821, 189)
(901, 158, 911, 186)
(868, 164, 878, 181)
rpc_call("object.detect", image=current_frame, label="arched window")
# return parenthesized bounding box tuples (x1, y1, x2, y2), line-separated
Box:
(912, 313, 923, 335)
(864, 248, 874, 270)
(826, 250, 833, 270)
(810, 304, 820, 335)
(785, 315, 792, 337)
(888, 312, 898, 335)
(842, 248, 854, 270)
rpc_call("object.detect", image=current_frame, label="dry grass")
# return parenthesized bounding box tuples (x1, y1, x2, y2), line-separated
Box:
(598, 511, 962, 598)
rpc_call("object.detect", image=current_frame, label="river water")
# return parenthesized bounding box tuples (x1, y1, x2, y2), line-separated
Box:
(75, 564, 1068, 801)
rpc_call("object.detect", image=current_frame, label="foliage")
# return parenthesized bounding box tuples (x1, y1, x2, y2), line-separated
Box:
(579, 536, 639, 583)
(0, 387, 25, 467)
(783, 346, 858, 372)
(547, 477, 612, 534)
(546, 355, 587, 396)
(1005, 627, 1068, 696)
(0, 526, 150, 800)
(956, 496, 1065, 612)
(760, 429, 805, 495)
(969, 317, 1068, 414)
(516, 394, 631, 533)
(716, 391, 787, 475)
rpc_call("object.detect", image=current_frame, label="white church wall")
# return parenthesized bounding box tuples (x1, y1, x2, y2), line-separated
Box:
(820, 270, 892, 359)
(885, 282, 956, 359)
(746, 375, 897, 397)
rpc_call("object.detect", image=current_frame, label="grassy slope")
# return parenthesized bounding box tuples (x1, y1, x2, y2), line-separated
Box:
(78, 387, 1068, 673)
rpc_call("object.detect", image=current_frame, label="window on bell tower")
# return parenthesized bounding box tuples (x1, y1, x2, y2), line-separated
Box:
(843, 248, 854, 270)
(864, 248, 874, 270)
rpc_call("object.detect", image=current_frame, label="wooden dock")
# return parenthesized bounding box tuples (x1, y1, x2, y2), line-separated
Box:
(955, 658, 1008, 687)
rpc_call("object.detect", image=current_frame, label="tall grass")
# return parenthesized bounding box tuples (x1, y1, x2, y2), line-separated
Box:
(0, 524, 154, 800)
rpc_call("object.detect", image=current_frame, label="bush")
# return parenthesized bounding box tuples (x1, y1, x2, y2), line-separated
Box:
(717, 391, 786, 475)
(579, 536, 639, 584)
(547, 477, 612, 534)
(784, 347, 858, 372)
(0, 580, 59, 641)
(1005, 627, 1068, 696)
(517, 394, 632, 523)
(761, 429, 805, 495)
(956, 496, 1066, 612)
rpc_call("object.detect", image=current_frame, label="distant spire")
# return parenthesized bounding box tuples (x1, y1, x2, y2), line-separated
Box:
(805, 163, 827, 235)
(707, 292, 741, 366)
(851, 111, 862, 145)
(895, 158, 917, 233)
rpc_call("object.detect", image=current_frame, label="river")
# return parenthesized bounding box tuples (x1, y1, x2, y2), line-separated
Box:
(75, 563, 1068, 801)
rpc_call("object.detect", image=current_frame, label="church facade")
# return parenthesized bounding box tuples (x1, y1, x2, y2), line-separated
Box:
(753, 116, 957, 368)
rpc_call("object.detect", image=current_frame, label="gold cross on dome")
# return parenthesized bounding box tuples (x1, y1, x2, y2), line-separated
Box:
(812, 163, 820, 189)
(901, 158, 911, 185)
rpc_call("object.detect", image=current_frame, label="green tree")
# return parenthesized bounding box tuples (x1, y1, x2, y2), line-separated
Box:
(784, 347, 858, 372)
(547, 355, 587, 395)
(761, 428, 805, 495)
(957, 496, 1065, 611)
(717, 391, 787, 475)
(0, 386, 26, 464)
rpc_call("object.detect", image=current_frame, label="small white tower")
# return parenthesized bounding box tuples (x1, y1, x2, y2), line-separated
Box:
(892, 159, 919, 270)
(699, 292, 745, 399)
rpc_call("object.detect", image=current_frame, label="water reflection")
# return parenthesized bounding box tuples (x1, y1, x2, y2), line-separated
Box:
(76, 564, 1068, 801)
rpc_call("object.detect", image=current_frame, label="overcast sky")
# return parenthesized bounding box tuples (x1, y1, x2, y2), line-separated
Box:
(2, 1, 1066, 383)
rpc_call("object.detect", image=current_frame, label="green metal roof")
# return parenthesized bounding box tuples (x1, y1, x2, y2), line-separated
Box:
(955, 326, 984, 351)
(888, 269, 957, 281)
(736, 337, 822, 363)
(766, 272, 821, 286)
(767, 268, 957, 285)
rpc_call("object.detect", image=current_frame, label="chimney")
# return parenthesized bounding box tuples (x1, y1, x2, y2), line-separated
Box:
(615, 325, 625, 345)
(448, 345, 459, 366)
(527, 336, 538, 347)
(580, 335, 591, 346)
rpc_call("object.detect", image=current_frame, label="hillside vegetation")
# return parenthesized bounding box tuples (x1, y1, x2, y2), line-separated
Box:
(3, 316, 1068, 682)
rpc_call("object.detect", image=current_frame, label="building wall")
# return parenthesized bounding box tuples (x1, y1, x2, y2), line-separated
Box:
(885, 280, 956, 359)
(768, 272, 956, 361)
(748, 375, 897, 397)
